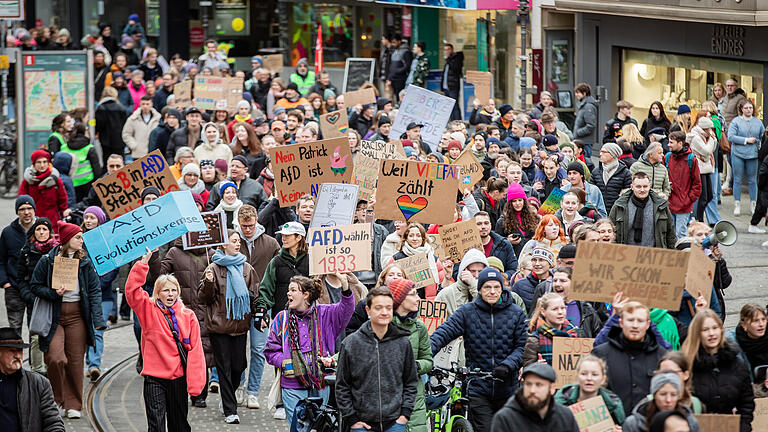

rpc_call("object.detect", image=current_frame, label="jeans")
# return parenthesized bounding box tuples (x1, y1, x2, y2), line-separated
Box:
(283, 386, 329, 427)
(583, 143, 593, 160)
(86, 301, 114, 369)
(672, 212, 691, 240)
(705, 168, 723, 224)
(247, 319, 268, 396)
(731, 154, 758, 202)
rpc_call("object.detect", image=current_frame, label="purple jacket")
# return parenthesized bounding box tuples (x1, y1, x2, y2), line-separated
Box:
(264, 291, 355, 389)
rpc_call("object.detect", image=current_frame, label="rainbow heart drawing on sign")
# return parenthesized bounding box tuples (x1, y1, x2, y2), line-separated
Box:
(397, 195, 428, 221)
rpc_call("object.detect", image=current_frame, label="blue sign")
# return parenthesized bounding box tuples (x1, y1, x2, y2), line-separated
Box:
(83, 191, 206, 274)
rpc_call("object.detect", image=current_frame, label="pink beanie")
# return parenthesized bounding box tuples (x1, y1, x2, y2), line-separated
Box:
(507, 182, 527, 201)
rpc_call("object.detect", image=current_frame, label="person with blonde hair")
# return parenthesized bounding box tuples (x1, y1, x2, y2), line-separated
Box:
(126, 248, 206, 431)
(621, 122, 645, 158)
(523, 292, 578, 366)
(555, 354, 626, 425)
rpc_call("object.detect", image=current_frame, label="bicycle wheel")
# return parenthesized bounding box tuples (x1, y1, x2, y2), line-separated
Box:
(449, 417, 473, 432)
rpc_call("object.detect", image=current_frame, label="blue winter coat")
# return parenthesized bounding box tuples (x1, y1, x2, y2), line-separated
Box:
(512, 272, 549, 312)
(52, 152, 76, 208)
(430, 290, 527, 401)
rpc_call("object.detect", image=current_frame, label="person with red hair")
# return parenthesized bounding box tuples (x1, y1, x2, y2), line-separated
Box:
(517, 214, 566, 262)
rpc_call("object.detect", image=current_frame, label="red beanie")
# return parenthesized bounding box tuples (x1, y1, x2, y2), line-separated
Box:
(401, 139, 414, 148)
(446, 139, 462, 152)
(57, 220, 82, 245)
(388, 278, 415, 310)
(30, 149, 51, 164)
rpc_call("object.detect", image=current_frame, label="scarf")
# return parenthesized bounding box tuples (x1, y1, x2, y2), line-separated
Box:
(537, 318, 578, 365)
(24, 166, 58, 188)
(395, 310, 419, 321)
(211, 250, 250, 320)
(735, 325, 768, 376)
(602, 160, 619, 184)
(630, 194, 649, 244)
(33, 238, 57, 254)
(472, 148, 487, 161)
(288, 305, 324, 389)
(177, 178, 205, 194)
(234, 113, 251, 123)
(402, 242, 433, 257)
(217, 198, 243, 212)
(484, 190, 497, 208)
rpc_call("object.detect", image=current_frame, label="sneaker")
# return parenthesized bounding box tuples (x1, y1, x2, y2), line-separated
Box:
(748, 225, 766, 234)
(723, 187, 733, 196)
(247, 394, 260, 409)
(273, 407, 286, 420)
(108, 314, 117, 324)
(66, 409, 82, 419)
(218, 400, 224, 415)
(225, 414, 241, 424)
(751, 201, 757, 214)
(235, 385, 245, 406)
(209, 381, 219, 394)
(192, 399, 207, 408)
(734, 201, 741, 216)
(762, 240, 768, 248)
(88, 368, 101, 382)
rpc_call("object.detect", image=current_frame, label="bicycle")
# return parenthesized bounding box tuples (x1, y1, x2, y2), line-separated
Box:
(425, 364, 498, 432)
(291, 367, 341, 432)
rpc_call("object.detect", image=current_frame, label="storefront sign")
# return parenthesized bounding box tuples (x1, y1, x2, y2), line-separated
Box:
(712, 25, 744, 57)
(308, 223, 372, 276)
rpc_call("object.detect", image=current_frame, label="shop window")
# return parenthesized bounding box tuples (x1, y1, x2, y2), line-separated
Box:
(289, 3, 354, 67)
(622, 49, 763, 120)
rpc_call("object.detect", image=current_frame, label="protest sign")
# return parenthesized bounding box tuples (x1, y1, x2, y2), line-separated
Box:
(319, 110, 349, 139)
(752, 397, 768, 430)
(173, 80, 192, 108)
(685, 245, 716, 305)
(427, 233, 446, 260)
(262, 54, 283, 74)
(570, 242, 687, 309)
(307, 223, 372, 276)
(568, 396, 615, 432)
(52, 256, 79, 291)
(694, 414, 740, 432)
(92, 150, 179, 219)
(418, 300, 448, 335)
(393, 252, 439, 289)
(342, 87, 376, 107)
(272, 137, 354, 207)
(359, 139, 406, 160)
(452, 149, 483, 191)
(182, 211, 228, 250)
(193, 76, 243, 111)
(438, 219, 483, 263)
(83, 191, 206, 275)
(310, 183, 359, 228)
(553, 337, 595, 388)
(376, 159, 459, 225)
(351, 153, 378, 202)
(465, 71, 492, 103)
(390, 85, 455, 151)
(538, 187, 566, 215)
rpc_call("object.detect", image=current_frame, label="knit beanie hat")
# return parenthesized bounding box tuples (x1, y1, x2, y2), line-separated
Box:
(697, 116, 714, 130)
(601, 142, 622, 160)
(191, 193, 205, 209)
(506, 182, 527, 202)
(232, 155, 249, 168)
(557, 244, 577, 260)
(527, 197, 541, 211)
(542, 134, 559, 148)
(477, 267, 504, 290)
(237, 100, 251, 112)
(446, 139, 462, 152)
(677, 104, 691, 115)
(531, 247, 555, 266)
(182, 163, 201, 177)
(486, 137, 502, 151)
(166, 108, 182, 120)
(214, 159, 229, 173)
(404, 147, 418, 158)
(650, 372, 682, 395)
(199, 159, 215, 168)
(401, 139, 414, 148)
(26, 217, 52, 239)
(84, 206, 107, 225)
(30, 149, 51, 164)
(458, 248, 488, 275)
(15, 195, 35, 212)
(141, 186, 161, 203)
(559, 142, 575, 151)
(486, 256, 504, 273)
(57, 220, 82, 245)
(219, 181, 238, 196)
(324, 88, 336, 100)
(428, 152, 444, 163)
(498, 104, 513, 117)
(450, 132, 466, 143)
(566, 161, 585, 180)
(519, 137, 536, 149)
(388, 278, 415, 310)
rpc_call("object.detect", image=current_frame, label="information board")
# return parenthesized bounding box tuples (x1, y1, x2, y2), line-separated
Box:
(342, 58, 376, 93)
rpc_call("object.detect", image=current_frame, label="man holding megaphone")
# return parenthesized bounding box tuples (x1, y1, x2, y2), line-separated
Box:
(688, 221, 735, 321)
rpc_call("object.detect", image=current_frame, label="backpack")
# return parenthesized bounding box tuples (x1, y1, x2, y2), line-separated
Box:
(664, 152, 695, 177)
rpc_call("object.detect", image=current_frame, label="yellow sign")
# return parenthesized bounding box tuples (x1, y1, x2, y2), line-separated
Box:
(232, 18, 245, 32)
(0, 55, 9, 69)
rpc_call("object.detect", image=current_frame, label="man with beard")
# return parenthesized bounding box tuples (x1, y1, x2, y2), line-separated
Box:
(491, 363, 579, 431)
(0, 328, 64, 431)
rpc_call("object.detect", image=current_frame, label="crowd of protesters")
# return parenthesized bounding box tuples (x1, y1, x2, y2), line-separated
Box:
(1, 17, 768, 432)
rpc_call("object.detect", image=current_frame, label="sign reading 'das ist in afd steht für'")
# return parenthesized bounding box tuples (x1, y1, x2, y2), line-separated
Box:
(83, 191, 206, 275)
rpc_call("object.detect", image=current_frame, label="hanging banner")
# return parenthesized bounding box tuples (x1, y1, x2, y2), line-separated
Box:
(182, 211, 228, 250)
(319, 110, 349, 139)
(390, 85, 455, 151)
(310, 183, 360, 228)
(272, 137, 354, 207)
(307, 223, 372, 276)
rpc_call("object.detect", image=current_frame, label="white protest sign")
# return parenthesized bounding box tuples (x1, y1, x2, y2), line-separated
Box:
(310, 183, 360, 228)
(390, 85, 456, 152)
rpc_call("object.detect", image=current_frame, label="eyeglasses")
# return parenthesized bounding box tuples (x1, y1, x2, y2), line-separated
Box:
(240, 223, 256, 229)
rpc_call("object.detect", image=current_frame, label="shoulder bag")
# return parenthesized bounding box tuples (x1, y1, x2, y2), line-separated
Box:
(163, 313, 188, 371)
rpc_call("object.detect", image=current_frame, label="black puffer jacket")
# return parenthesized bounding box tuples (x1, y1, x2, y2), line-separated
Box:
(691, 341, 754, 432)
(17, 241, 46, 305)
(591, 162, 632, 214)
(591, 326, 667, 413)
(430, 290, 527, 401)
(491, 391, 580, 431)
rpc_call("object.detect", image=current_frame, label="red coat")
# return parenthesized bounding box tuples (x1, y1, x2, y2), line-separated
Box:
(666, 148, 702, 214)
(18, 167, 68, 232)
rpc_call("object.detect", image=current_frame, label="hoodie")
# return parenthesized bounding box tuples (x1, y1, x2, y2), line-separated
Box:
(52, 152, 77, 208)
(435, 249, 487, 316)
(380, 230, 403, 268)
(193, 122, 233, 164)
(237, 222, 280, 279)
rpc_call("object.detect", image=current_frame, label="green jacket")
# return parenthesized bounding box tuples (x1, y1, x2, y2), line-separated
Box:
(289, 71, 316, 96)
(256, 248, 309, 314)
(609, 189, 676, 249)
(554, 384, 626, 425)
(393, 313, 433, 432)
(412, 54, 430, 88)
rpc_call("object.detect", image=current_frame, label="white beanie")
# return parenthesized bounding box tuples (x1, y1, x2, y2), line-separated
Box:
(458, 248, 489, 275)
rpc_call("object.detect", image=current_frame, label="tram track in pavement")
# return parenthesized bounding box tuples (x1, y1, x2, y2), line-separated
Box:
(85, 352, 139, 432)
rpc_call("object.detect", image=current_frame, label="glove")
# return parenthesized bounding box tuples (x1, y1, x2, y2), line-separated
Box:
(493, 365, 510, 380)
(253, 307, 270, 329)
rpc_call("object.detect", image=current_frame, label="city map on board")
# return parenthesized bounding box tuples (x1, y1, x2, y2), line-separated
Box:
(24, 70, 86, 130)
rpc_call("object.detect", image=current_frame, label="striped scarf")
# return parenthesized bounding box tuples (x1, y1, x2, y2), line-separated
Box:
(288, 305, 325, 390)
(536, 317, 579, 365)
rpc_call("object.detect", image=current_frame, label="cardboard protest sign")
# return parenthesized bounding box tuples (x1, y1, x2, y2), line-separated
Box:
(262, 54, 283, 74)
(438, 219, 483, 263)
(351, 153, 378, 202)
(570, 242, 687, 309)
(319, 110, 349, 139)
(418, 300, 448, 335)
(452, 149, 483, 191)
(752, 397, 768, 430)
(390, 85, 456, 151)
(83, 191, 206, 275)
(427, 233, 446, 260)
(694, 414, 740, 432)
(342, 87, 376, 107)
(568, 396, 615, 432)
(465, 70, 492, 103)
(52, 256, 79, 291)
(553, 337, 595, 388)
(376, 159, 459, 225)
(182, 211, 228, 250)
(193, 76, 243, 111)
(307, 223, 372, 275)
(685, 245, 716, 305)
(393, 252, 439, 289)
(92, 150, 179, 219)
(359, 139, 406, 160)
(538, 187, 566, 216)
(272, 137, 353, 207)
(173, 80, 192, 108)
(310, 183, 359, 228)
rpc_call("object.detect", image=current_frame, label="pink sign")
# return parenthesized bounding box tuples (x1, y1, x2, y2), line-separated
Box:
(476, 0, 521, 9)
(402, 7, 412, 38)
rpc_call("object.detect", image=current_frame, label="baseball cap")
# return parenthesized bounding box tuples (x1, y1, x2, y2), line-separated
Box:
(521, 363, 557, 382)
(275, 222, 306, 237)
(406, 122, 423, 130)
